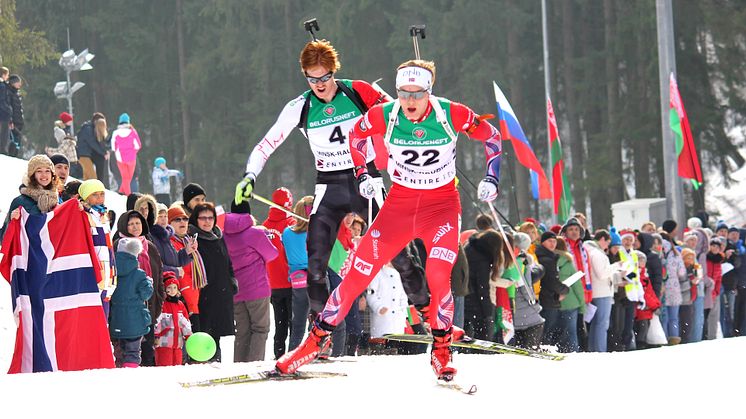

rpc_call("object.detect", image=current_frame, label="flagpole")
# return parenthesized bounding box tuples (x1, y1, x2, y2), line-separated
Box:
(656, 0, 686, 231)
(541, 0, 557, 226)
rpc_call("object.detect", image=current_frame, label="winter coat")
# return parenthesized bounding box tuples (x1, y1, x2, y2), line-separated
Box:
(154, 296, 192, 348)
(115, 210, 165, 321)
(171, 234, 200, 314)
(635, 267, 661, 321)
(152, 167, 182, 195)
(464, 233, 497, 322)
(7, 84, 23, 131)
(735, 230, 746, 289)
(46, 136, 78, 164)
(682, 264, 702, 305)
(692, 227, 709, 281)
(513, 253, 544, 330)
(188, 223, 236, 337)
(76, 120, 108, 158)
(110, 251, 153, 339)
(722, 239, 740, 291)
(150, 223, 190, 276)
(223, 212, 278, 303)
(557, 252, 586, 313)
(0, 81, 12, 121)
(705, 252, 723, 309)
(536, 244, 568, 309)
(451, 243, 470, 297)
(638, 232, 663, 298)
(263, 208, 295, 290)
(367, 265, 409, 338)
(566, 237, 593, 304)
(584, 240, 615, 299)
(111, 124, 141, 163)
(2, 185, 58, 240)
(662, 241, 685, 307)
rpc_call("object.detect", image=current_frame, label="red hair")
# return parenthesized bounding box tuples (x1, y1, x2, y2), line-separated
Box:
(299, 40, 341, 72)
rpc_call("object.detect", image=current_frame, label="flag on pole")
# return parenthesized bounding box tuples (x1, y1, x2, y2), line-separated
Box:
(493, 81, 552, 200)
(547, 98, 573, 221)
(669, 73, 703, 189)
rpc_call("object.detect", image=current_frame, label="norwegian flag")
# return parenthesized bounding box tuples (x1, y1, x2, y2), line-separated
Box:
(1, 200, 115, 373)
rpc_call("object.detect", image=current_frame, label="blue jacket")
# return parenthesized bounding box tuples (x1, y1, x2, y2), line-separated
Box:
(282, 227, 308, 273)
(110, 251, 153, 339)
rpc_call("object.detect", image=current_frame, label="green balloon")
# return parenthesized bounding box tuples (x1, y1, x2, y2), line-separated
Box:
(186, 332, 216, 362)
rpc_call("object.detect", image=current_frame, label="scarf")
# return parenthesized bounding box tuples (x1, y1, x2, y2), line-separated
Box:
(136, 236, 153, 278)
(567, 238, 593, 303)
(20, 186, 59, 213)
(173, 234, 208, 289)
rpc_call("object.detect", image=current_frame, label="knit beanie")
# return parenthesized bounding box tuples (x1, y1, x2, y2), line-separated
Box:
(117, 237, 143, 257)
(50, 154, 69, 167)
(609, 227, 622, 247)
(59, 112, 73, 124)
(513, 232, 532, 251)
(167, 206, 188, 223)
(716, 221, 729, 233)
(661, 219, 677, 234)
(182, 183, 206, 206)
(79, 179, 106, 201)
(118, 113, 130, 125)
(154, 157, 166, 168)
(687, 217, 702, 230)
(163, 271, 179, 289)
(729, 226, 739, 234)
(272, 187, 294, 210)
(25, 155, 55, 184)
(550, 224, 562, 235)
(540, 231, 557, 244)
(231, 199, 252, 214)
(560, 217, 584, 237)
(156, 203, 168, 214)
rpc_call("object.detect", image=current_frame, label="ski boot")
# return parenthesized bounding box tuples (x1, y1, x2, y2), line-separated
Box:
(431, 328, 457, 381)
(276, 320, 333, 374)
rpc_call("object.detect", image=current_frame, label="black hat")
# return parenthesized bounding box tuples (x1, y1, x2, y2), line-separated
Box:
(183, 183, 206, 206)
(560, 217, 585, 237)
(230, 199, 251, 214)
(64, 180, 81, 197)
(661, 219, 677, 234)
(729, 226, 740, 234)
(540, 231, 557, 243)
(50, 154, 69, 166)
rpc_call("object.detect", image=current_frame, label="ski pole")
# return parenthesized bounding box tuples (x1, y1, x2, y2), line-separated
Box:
(304, 18, 319, 41)
(456, 165, 514, 229)
(489, 201, 518, 270)
(409, 25, 426, 60)
(252, 192, 309, 223)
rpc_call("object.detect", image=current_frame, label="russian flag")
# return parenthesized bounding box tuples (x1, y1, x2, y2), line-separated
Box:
(493, 81, 552, 200)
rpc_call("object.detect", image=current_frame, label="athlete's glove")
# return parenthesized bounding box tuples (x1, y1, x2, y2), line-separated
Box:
(356, 173, 376, 200)
(477, 176, 499, 202)
(235, 173, 255, 205)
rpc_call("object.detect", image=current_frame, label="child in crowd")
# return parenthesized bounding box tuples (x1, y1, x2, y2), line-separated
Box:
(110, 238, 154, 368)
(154, 272, 193, 366)
(152, 157, 183, 205)
(366, 261, 409, 353)
(79, 179, 117, 316)
(634, 251, 661, 349)
(680, 248, 701, 343)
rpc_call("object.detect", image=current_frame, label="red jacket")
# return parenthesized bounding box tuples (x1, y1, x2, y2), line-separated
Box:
(154, 297, 192, 348)
(635, 267, 661, 321)
(263, 207, 295, 290)
(706, 256, 723, 299)
(171, 236, 199, 314)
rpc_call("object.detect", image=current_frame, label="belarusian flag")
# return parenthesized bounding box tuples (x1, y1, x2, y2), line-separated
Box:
(494, 265, 518, 344)
(547, 98, 573, 221)
(669, 73, 703, 189)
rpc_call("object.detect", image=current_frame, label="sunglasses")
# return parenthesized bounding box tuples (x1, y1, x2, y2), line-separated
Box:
(172, 217, 188, 223)
(197, 216, 215, 222)
(305, 71, 333, 84)
(397, 89, 428, 100)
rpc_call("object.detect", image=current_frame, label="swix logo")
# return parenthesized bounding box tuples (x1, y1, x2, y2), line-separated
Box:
(353, 257, 373, 275)
(429, 247, 456, 263)
(432, 222, 453, 244)
(323, 104, 336, 116)
(413, 127, 427, 139)
(370, 229, 380, 238)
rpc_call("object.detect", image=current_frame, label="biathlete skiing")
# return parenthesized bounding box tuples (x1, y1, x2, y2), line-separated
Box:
(276, 58, 503, 381)
(235, 37, 386, 321)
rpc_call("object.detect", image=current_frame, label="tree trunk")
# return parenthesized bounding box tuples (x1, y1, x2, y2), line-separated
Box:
(176, 0, 192, 178)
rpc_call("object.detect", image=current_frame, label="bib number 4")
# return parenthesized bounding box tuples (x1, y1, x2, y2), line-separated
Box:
(329, 126, 346, 144)
(402, 149, 440, 166)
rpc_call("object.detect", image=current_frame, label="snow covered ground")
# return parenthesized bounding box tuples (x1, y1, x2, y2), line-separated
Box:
(2, 155, 746, 417)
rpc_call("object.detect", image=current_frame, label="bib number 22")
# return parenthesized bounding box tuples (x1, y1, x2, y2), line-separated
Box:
(402, 149, 440, 166)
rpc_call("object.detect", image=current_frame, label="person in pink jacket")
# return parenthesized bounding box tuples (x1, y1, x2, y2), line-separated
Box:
(111, 113, 141, 195)
(223, 200, 279, 362)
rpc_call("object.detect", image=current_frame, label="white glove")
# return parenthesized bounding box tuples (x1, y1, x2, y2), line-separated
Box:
(477, 176, 499, 202)
(357, 173, 376, 200)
